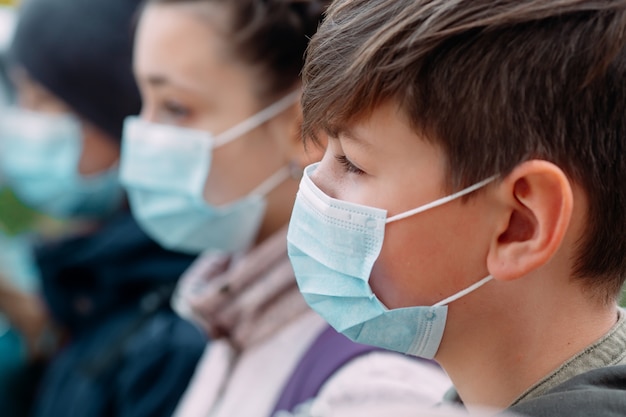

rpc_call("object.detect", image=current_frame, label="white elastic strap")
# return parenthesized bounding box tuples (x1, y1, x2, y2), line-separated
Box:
(250, 165, 291, 197)
(214, 91, 301, 147)
(386, 176, 497, 224)
(432, 275, 493, 307)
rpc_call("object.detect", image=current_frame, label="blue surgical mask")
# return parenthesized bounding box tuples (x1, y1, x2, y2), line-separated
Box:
(120, 92, 300, 254)
(0, 109, 124, 219)
(287, 163, 496, 359)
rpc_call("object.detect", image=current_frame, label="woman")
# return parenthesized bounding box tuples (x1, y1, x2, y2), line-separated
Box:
(0, 0, 205, 415)
(121, 1, 453, 416)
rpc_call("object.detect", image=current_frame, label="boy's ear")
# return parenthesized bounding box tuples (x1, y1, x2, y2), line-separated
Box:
(487, 160, 573, 282)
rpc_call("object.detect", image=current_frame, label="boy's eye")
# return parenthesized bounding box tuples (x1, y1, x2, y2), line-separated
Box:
(335, 154, 365, 175)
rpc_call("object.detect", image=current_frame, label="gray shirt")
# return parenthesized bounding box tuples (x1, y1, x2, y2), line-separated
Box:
(510, 309, 626, 406)
(443, 309, 626, 409)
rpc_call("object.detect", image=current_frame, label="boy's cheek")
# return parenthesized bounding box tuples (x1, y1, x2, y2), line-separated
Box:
(369, 261, 406, 309)
(370, 242, 440, 309)
(369, 209, 475, 309)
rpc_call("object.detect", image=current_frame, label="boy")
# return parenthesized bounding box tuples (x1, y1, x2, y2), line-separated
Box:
(287, 0, 626, 415)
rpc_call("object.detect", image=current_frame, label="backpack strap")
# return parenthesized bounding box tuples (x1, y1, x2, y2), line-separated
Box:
(271, 326, 380, 414)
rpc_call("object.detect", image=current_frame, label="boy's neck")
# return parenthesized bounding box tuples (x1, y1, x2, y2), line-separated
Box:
(436, 276, 619, 411)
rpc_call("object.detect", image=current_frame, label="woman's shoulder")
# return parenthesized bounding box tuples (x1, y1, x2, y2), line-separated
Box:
(274, 326, 452, 415)
(311, 350, 451, 412)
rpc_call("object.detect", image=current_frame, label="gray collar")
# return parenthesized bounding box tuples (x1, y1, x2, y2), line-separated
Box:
(510, 309, 626, 406)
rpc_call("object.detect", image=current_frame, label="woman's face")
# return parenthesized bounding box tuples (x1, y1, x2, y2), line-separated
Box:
(11, 70, 120, 176)
(134, 2, 295, 207)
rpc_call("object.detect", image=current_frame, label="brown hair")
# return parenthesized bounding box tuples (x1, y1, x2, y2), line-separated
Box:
(147, 0, 329, 102)
(302, 0, 626, 302)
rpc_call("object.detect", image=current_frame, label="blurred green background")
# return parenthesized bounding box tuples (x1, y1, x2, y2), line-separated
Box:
(0, 188, 38, 236)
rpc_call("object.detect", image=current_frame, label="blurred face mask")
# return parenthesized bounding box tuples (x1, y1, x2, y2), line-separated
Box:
(287, 163, 496, 359)
(120, 92, 299, 254)
(0, 109, 123, 219)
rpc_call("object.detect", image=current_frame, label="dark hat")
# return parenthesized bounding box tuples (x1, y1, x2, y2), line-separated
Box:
(9, 0, 143, 140)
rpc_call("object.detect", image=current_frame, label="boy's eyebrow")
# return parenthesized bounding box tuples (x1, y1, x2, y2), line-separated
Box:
(336, 128, 362, 144)
(337, 128, 373, 151)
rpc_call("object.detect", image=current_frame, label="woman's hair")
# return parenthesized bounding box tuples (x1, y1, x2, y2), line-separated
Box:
(148, 0, 329, 102)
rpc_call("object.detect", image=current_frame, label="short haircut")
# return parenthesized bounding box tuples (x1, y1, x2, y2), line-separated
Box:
(302, 0, 626, 302)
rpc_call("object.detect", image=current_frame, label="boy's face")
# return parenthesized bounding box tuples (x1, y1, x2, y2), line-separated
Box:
(310, 101, 495, 309)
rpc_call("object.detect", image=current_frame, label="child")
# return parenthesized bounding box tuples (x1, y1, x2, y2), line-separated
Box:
(288, 0, 626, 415)
(121, 1, 452, 416)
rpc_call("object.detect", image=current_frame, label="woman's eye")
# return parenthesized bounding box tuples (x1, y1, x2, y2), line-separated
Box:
(163, 100, 191, 119)
(335, 154, 365, 175)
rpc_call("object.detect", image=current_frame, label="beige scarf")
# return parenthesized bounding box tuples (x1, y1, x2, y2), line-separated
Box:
(172, 226, 310, 352)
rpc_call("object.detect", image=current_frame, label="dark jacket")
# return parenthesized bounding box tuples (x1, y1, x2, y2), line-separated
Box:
(31, 212, 207, 417)
(36, 212, 194, 334)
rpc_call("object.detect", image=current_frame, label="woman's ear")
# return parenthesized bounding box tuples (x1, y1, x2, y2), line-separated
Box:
(283, 98, 326, 170)
(290, 128, 327, 169)
(487, 160, 573, 282)
(265, 91, 327, 170)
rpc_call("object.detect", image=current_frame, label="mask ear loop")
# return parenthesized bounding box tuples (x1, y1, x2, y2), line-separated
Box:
(384, 175, 498, 307)
(213, 91, 301, 147)
(386, 175, 498, 224)
(432, 275, 494, 307)
(250, 165, 292, 197)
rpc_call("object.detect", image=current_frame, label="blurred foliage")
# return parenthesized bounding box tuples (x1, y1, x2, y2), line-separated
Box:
(0, 1, 16, 6)
(0, 187, 38, 236)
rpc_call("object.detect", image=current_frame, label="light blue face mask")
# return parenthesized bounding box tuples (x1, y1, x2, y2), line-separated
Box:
(287, 163, 496, 359)
(0, 109, 124, 219)
(120, 92, 299, 254)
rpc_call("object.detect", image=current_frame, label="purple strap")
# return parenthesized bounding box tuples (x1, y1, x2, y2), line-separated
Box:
(271, 325, 380, 414)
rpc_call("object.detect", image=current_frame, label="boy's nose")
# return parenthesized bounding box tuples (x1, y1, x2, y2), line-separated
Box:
(310, 157, 337, 199)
